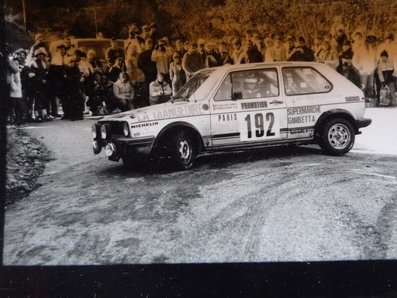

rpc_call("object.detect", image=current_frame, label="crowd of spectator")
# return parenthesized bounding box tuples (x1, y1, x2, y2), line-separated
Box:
(6, 17, 397, 126)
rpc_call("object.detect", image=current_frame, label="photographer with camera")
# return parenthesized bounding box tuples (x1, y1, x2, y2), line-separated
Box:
(151, 38, 172, 83)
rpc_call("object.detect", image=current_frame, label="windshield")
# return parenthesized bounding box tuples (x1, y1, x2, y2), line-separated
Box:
(173, 69, 215, 101)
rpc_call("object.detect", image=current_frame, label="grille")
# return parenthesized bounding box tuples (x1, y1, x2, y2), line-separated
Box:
(102, 121, 124, 137)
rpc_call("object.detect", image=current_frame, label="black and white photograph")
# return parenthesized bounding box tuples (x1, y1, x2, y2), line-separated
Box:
(2, 0, 397, 296)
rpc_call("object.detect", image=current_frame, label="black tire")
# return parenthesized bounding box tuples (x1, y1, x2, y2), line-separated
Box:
(320, 118, 355, 156)
(169, 131, 196, 170)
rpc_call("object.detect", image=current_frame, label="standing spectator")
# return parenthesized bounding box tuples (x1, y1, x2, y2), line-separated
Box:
(174, 39, 186, 58)
(151, 38, 172, 82)
(149, 73, 172, 105)
(316, 39, 339, 69)
(284, 35, 296, 61)
(337, 55, 361, 88)
(64, 37, 76, 60)
(338, 40, 354, 65)
(125, 23, 144, 56)
(288, 36, 314, 61)
(138, 38, 157, 107)
(231, 38, 246, 64)
(149, 22, 159, 45)
(169, 51, 187, 96)
(377, 32, 397, 62)
(182, 42, 204, 80)
(27, 33, 50, 66)
(14, 49, 30, 121)
(351, 31, 365, 55)
(219, 42, 233, 65)
(352, 33, 378, 98)
(63, 56, 84, 121)
(47, 44, 68, 118)
(126, 45, 146, 108)
(108, 57, 126, 83)
(28, 47, 49, 122)
(265, 36, 287, 62)
(106, 37, 125, 69)
(246, 40, 263, 63)
(113, 72, 135, 111)
(8, 58, 26, 125)
(333, 28, 348, 53)
(205, 41, 221, 68)
(377, 50, 396, 106)
(77, 51, 95, 115)
(312, 37, 323, 61)
(141, 24, 151, 40)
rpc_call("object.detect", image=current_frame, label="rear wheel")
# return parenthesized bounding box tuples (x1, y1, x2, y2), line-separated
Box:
(169, 131, 196, 170)
(320, 118, 355, 156)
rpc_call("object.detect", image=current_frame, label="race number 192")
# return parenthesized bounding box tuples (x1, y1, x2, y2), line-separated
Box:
(239, 112, 280, 141)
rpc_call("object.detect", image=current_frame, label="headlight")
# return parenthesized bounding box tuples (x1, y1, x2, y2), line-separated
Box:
(92, 141, 101, 154)
(101, 124, 110, 139)
(123, 122, 130, 137)
(91, 124, 97, 139)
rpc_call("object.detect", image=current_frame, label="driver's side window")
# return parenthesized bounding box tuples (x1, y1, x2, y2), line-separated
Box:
(214, 75, 232, 101)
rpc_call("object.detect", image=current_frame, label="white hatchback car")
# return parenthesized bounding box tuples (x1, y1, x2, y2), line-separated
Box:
(92, 62, 371, 170)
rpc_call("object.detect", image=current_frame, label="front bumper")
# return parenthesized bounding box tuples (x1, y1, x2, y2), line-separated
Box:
(356, 118, 372, 129)
(94, 135, 155, 160)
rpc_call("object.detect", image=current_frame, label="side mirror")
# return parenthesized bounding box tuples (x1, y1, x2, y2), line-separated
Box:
(232, 92, 242, 100)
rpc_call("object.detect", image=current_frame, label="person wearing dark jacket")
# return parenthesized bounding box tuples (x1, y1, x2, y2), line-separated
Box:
(138, 38, 157, 107)
(246, 40, 263, 63)
(337, 55, 361, 88)
(63, 58, 84, 120)
(288, 36, 314, 61)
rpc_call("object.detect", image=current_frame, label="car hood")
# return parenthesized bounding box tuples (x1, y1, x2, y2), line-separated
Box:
(100, 100, 208, 123)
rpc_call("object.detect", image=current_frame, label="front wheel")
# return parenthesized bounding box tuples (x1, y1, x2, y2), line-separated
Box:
(169, 131, 196, 170)
(320, 118, 355, 156)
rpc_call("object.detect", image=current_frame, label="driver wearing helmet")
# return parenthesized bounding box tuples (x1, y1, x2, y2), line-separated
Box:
(242, 74, 262, 98)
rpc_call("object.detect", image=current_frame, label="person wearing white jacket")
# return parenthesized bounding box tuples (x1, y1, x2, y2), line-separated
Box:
(8, 58, 26, 125)
(112, 72, 135, 111)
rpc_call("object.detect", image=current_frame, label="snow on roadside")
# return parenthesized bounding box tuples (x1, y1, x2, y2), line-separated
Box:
(353, 108, 397, 155)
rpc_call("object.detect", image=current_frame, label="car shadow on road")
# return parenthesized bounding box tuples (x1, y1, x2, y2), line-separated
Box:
(98, 145, 322, 177)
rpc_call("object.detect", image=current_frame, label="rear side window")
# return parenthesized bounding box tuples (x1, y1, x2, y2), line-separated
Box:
(282, 67, 332, 96)
(214, 68, 279, 101)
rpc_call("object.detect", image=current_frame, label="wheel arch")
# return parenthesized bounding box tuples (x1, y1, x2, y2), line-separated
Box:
(152, 121, 204, 154)
(314, 109, 358, 140)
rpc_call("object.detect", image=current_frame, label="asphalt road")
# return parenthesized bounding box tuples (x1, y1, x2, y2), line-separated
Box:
(4, 118, 397, 265)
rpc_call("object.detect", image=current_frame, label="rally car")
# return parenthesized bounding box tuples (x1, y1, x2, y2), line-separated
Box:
(91, 62, 371, 170)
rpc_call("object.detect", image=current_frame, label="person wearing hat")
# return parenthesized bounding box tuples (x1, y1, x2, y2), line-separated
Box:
(27, 32, 50, 66)
(352, 32, 378, 98)
(377, 50, 396, 106)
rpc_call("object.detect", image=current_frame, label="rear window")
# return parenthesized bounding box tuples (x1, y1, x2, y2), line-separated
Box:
(282, 67, 332, 96)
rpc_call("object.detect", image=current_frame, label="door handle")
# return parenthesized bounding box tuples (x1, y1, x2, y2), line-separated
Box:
(269, 100, 284, 104)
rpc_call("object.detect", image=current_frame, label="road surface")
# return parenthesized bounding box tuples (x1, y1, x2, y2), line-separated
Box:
(4, 109, 397, 265)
